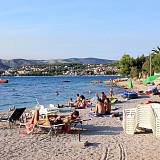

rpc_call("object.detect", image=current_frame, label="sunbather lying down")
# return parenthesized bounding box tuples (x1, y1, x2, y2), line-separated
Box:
(39, 110, 80, 125)
(26, 110, 80, 134)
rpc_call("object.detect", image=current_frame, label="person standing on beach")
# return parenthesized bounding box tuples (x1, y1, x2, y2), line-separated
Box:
(109, 87, 113, 97)
(109, 79, 113, 97)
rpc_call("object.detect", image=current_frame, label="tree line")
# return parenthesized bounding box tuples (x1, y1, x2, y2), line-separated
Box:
(118, 46, 160, 78)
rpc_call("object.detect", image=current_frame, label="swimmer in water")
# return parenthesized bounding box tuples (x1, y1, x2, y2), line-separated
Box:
(55, 91, 59, 96)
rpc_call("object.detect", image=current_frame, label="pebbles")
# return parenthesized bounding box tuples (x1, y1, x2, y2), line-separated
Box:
(0, 94, 160, 159)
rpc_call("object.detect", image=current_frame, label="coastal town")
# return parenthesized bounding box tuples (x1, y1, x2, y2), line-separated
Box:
(1, 63, 119, 76)
(1, 0, 160, 160)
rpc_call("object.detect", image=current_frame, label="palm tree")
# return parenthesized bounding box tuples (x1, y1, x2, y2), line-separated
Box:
(152, 46, 160, 54)
(151, 46, 160, 74)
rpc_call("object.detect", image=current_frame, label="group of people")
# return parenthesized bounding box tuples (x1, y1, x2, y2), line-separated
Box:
(68, 94, 88, 108)
(145, 82, 160, 95)
(26, 91, 112, 134)
(68, 91, 112, 115)
(93, 91, 111, 115)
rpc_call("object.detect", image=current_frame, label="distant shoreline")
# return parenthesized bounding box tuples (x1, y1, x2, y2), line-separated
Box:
(1, 75, 123, 78)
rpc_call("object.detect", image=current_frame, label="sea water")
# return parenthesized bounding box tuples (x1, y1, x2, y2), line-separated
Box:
(0, 76, 125, 111)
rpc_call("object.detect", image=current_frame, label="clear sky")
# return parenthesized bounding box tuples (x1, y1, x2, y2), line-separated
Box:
(0, 0, 160, 60)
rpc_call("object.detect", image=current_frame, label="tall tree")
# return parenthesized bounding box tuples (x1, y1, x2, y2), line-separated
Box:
(152, 52, 160, 73)
(135, 54, 146, 71)
(142, 59, 151, 75)
(130, 66, 139, 78)
(147, 46, 160, 74)
(118, 54, 135, 76)
(152, 46, 160, 54)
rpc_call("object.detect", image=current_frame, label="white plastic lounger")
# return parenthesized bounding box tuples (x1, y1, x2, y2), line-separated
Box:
(123, 103, 160, 137)
(137, 104, 154, 130)
(152, 108, 160, 137)
(150, 103, 160, 137)
(123, 108, 137, 135)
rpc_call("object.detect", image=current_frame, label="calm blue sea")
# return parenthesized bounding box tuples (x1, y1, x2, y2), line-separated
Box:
(0, 76, 125, 111)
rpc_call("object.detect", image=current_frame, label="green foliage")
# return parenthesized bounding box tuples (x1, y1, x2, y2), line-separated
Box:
(130, 67, 139, 78)
(142, 59, 152, 75)
(118, 54, 135, 76)
(135, 54, 146, 71)
(152, 46, 160, 54)
(111, 61, 119, 67)
(118, 47, 160, 76)
(152, 53, 160, 73)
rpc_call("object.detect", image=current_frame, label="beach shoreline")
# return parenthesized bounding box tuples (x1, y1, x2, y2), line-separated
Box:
(0, 91, 160, 160)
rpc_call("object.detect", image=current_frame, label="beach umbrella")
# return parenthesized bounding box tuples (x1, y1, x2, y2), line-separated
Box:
(143, 75, 160, 84)
(128, 79, 133, 89)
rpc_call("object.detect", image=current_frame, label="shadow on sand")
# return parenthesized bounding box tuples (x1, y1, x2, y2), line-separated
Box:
(81, 124, 123, 136)
(137, 95, 150, 99)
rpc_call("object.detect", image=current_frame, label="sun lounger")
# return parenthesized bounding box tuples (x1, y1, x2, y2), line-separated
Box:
(36, 118, 90, 137)
(152, 108, 160, 137)
(123, 108, 137, 135)
(137, 104, 154, 130)
(149, 103, 160, 137)
(25, 109, 89, 137)
(37, 123, 65, 137)
(123, 105, 155, 135)
(123, 103, 160, 137)
(0, 107, 26, 128)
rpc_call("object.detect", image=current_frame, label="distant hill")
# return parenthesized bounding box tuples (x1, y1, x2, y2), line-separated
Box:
(64, 58, 115, 64)
(0, 58, 117, 70)
(0, 59, 47, 70)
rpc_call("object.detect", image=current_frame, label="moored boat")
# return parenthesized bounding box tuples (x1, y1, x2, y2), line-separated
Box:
(0, 79, 8, 83)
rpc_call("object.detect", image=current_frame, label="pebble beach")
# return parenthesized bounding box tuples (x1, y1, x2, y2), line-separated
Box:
(0, 80, 160, 160)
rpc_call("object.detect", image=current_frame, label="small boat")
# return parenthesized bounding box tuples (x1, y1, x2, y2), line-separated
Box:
(122, 91, 138, 99)
(62, 80, 71, 82)
(0, 79, 8, 83)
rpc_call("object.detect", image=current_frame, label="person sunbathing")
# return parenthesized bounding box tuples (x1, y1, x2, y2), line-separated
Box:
(48, 110, 80, 132)
(60, 110, 80, 124)
(68, 98, 75, 107)
(75, 94, 81, 107)
(26, 110, 80, 134)
(104, 98, 111, 114)
(93, 98, 106, 115)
